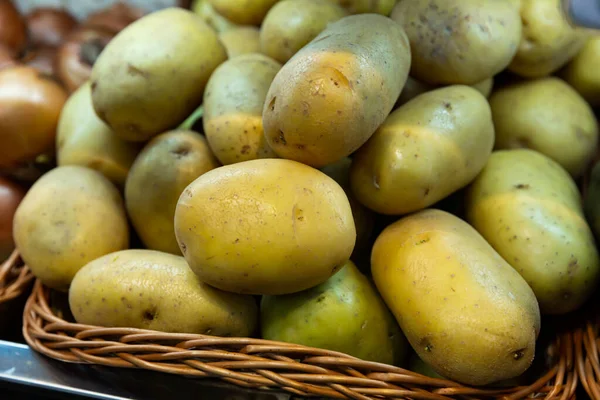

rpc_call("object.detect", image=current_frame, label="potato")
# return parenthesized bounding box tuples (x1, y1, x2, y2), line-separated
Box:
(466, 149, 600, 315)
(203, 54, 280, 165)
(326, 0, 396, 15)
(562, 36, 600, 108)
(471, 78, 494, 98)
(207, 0, 279, 25)
(56, 81, 140, 188)
(125, 131, 219, 255)
(218, 26, 260, 58)
(191, 0, 237, 33)
(69, 249, 257, 335)
(489, 77, 598, 178)
(585, 161, 600, 239)
(391, 0, 521, 85)
(261, 261, 408, 365)
(351, 85, 494, 215)
(263, 14, 410, 167)
(259, 0, 347, 64)
(13, 166, 129, 291)
(91, 8, 227, 142)
(396, 77, 494, 108)
(509, 0, 587, 78)
(372, 209, 541, 386)
(174, 159, 356, 295)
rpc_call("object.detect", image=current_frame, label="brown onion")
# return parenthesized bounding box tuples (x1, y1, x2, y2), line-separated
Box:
(22, 46, 57, 77)
(0, 66, 68, 168)
(0, 0, 27, 56)
(83, 2, 144, 34)
(0, 44, 15, 69)
(55, 27, 114, 93)
(0, 176, 25, 261)
(26, 7, 78, 49)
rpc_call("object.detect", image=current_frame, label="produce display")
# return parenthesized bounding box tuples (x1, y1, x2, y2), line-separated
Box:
(3, 0, 600, 392)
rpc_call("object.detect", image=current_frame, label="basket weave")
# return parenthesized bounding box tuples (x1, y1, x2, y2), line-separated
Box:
(0, 250, 34, 305)
(577, 317, 600, 399)
(23, 277, 577, 400)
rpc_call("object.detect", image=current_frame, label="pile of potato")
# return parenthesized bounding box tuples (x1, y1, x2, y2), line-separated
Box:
(3, 0, 600, 388)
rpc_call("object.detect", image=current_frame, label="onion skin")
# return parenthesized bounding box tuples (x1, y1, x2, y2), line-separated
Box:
(22, 46, 57, 77)
(83, 3, 144, 34)
(0, 176, 25, 261)
(26, 7, 78, 49)
(0, 0, 27, 56)
(0, 66, 68, 168)
(0, 44, 15, 69)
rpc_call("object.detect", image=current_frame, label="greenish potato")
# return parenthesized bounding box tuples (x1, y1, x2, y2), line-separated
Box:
(218, 26, 260, 58)
(259, 0, 347, 64)
(125, 130, 219, 255)
(489, 77, 598, 178)
(191, 0, 237, 33)
(321, 157, 374, 261)
(372, 209, 541, 386)
(396, 77, 494, 108)
(326, 0, 396, 15)
(391, 0, 521, 85)
(56, 81, 140, 188)
(263, 14, 411, 167)
(562, 36, 600, 108)
(69, 249, 258, 335)
(471, 77, 494, 98)
(585, 161, 600, 240)
(261, 260, 408, 365)
(509, 0, 587, 78)
(207, 0, 280, 25)
(351, 85, 494, 215)
(466, 149, 600, 315)
(174, 158, 356, 295)
(91, 8, 227, 142)
(203, 53, 280, 165)
(13, 166, 129, 291)
(409, 353, 445, 379)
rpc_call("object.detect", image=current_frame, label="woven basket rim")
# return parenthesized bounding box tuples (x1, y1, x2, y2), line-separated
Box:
(0, 250, 34, 304)
(22, 272, 577, 399)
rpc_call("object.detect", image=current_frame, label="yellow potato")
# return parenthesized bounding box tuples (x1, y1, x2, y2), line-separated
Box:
(562, 35, 600, 107)
(259, 0, 347, 64)
(69, 249, 257, 335)
(218, 26, 260, 58)
(490, 77, 598, 178)
(509, 0, 587, 78)
(326, 0, 396, 15)
(372, 209, 541, 386)
(13, 166, 129, 290)
(174, 159, 356, 295)
(191, 0, 237, 33)
(125, 131, 219, 255)
(471, 77, 494, 98)
(203, 53, 280, 165)
(396, 77, 494, 108)
(263, 14, 411, 167)
(391, 0, 521, 85)
(466, 149, 600, 315)
(207, 0, 279, 25)
(351, 85, 494, 215)
(56, 81, 140, 188)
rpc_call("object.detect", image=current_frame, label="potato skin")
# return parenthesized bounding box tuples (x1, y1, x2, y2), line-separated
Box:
(391, 0, 521, 85)
(91, 8, 227, 142)
(207, 0, 279, 25)
(372, 209, 541, 386)
(191, 0, 236, 33)
(395, 77, 493, 108)
(466, 149, 600, 315)
(259, 0, 347, 64)
(489, 77, 598, 178)
(562, 36, 600, 108)
(69, 249, 257, 336)
(509, 0, 587, 78)
(174, 159, 356, 295)
(125, 131, 219, 255)
(56, 81, 140, 188)
(218, 26, 260, 59)
(327, 0, 395, 15)
(13, 166, 129, 291)
(263, 14, 410, 167)
(261, 261, 408, 365)
(351, 85, 494, 215)
(203, 53, 280, 165)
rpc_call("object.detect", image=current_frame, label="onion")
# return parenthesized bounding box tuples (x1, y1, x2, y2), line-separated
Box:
(0, 176, 25, 261)
(26, 7, 78, 48)
(0, 44, 15, 70)
(0, 66, 68, 168)
(83, 2, 144, 34)
(22, 46, 57, 77)
(55, 27, 114, 93)
(0, 0, 27, 56)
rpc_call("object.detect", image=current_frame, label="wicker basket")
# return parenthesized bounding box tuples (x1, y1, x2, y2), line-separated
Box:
(23, 271, 577, 400)
(577, 315, 600, 399)
(0, 250, 34, 305)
